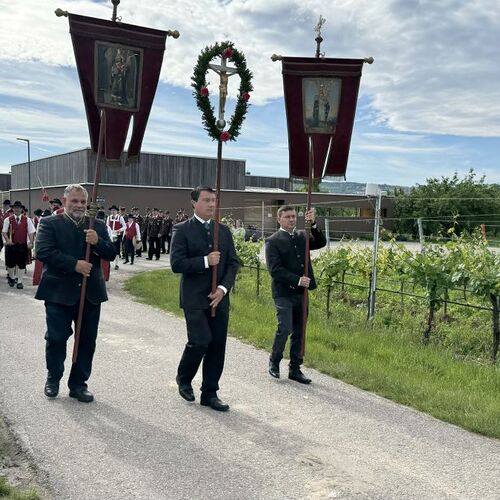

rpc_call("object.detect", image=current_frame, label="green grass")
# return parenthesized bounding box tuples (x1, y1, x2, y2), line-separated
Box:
(125, 268, 500, 439)
(0, 477, 40, 500)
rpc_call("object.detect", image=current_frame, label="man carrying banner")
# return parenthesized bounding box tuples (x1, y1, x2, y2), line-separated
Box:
(170, 186, 239, 412)
(35, 184, 116, 402)
(2, 201, 36, 289)
(265, 206, 326, 384)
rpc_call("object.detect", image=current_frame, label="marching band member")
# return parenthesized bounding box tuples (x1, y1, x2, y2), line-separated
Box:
(123, 213, 141, 265)
(2, 201, 36, 289)
(106, 205, 125, 270)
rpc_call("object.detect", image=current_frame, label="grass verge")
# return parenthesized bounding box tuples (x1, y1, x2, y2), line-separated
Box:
(125, 268, 500, 439)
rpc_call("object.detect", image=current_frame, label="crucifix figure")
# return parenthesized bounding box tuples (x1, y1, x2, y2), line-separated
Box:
(208, 55, 238, 129)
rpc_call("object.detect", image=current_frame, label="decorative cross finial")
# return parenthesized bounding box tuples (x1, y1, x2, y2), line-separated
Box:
(208, 51, 238, 129)
(314, 15, 326, 58)
(111, 0, 120, 22)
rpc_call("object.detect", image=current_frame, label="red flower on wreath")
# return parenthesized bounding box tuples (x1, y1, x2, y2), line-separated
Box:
(241, 92, 251, 102)
(223, 47, 234, 59)
(220, 131, 231, 142)
(200, 86, 209, 97)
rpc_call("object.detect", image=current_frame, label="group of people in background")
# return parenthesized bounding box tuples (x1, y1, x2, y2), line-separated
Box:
(100, 205, 189, 270)
(0, 199, 191, 288)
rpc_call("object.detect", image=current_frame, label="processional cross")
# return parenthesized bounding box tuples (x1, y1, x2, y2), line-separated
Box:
(208, 56, 238, 129)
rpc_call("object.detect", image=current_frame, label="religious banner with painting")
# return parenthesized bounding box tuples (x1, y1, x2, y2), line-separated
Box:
(281, 56, 366, 178)
(67, 13, 168, 161)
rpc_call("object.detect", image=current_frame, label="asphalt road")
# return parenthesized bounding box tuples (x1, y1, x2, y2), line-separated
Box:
(1, 254, 500, 499)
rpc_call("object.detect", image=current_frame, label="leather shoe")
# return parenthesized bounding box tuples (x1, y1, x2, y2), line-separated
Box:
(288, 369, 312, 384)
(44, 380, 59, 398)
(269, 360, 280, 379)
(200, 395, 229, 412)
(69, 388, 94, 403)
(176, 376, 195, 402)
(16, 282, 24, 289)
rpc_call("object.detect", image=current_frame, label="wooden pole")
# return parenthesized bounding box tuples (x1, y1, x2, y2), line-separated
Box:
(211, 139, 223, 317)
(300, 136, 314, 357)
(72, 109, 106, 363)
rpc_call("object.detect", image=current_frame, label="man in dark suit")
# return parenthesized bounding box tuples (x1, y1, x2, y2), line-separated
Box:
(170, 186, 239, 412)
(35, 184, 116, 402)
(265, 205, 326, 384)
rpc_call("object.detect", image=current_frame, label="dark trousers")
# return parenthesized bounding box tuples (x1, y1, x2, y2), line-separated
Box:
(112, 236, 121, 259)
(148, 237, 161, 259)
(141, 230, 148, 252)
(160, 235, 166, 253)
(177, 307, 229, 395)
(5, 243, 28, 269)
(123, 238, 135, 263)
(166, 235, 172, 254)
(270, 295, 305, 368)
(44, 300, 101, 389)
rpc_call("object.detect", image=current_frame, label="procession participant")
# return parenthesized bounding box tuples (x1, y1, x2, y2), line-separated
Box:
(163, 210, 173, 254)
(96, 210, 112, 281)
(32, 209, 54, 286)
(106, 205, 125, 270)
(159, 210, 169, 254)
(35, 184, 116, 402)
(132, 207, 144, 257)
(119, 206, 127, 257)
(2, 201, 36, 289)
(265, 206, 326, 384)
(123, 213, 141, 265)
(33, 209, 43, 230)
(0, 199, 12, 256)
(49, 198, 64, 215)
(141, 207, 150, 254)
(170, 186, 239, 411)
(146, 208, 162, 261)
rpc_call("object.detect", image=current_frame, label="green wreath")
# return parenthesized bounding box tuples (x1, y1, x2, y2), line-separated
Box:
(192, 41, 253, 142)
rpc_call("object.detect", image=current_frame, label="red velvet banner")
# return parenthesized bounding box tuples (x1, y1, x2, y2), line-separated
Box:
(281, 57, 365, 179)
(68, 14, 167, 161)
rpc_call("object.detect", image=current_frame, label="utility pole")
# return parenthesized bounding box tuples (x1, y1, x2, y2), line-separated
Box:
(16, 138, 31, 216)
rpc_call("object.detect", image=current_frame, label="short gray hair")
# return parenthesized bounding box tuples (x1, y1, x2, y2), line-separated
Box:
(63, 184, 88, 199)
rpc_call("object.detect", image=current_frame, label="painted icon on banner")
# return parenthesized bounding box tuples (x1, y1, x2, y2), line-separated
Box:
(302, 78, 341, 134)
(95, 42, 143, 111)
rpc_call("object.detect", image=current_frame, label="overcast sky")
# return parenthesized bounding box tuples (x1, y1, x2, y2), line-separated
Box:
(0, 0, 499, 186)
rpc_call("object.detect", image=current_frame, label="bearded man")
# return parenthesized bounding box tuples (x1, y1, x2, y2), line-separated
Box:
(35, 184, 116, 402)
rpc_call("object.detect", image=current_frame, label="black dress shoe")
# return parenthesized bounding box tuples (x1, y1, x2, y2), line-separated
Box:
(176, 376, 195, 402)
(269, 360, 280, 379)
(288, 369, 312, 384)
(146, 257, 152, 260)
(16, 282, 24, 289)
(69, 388, 94, 403)
(8, 277, 15, 287)
(200, 395, 229, 412)
(44, 381, 59, 398)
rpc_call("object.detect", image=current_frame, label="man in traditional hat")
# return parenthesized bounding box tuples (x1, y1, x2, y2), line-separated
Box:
(35, 184, 116, 402)
(170, 186, 239, 411)
(146, 208, 162, 261)
(49, 198, 64, 215)
(265, 206, 326, 384)
(106, 205, 125, 270)
(123, 213, 141, 265)
(2, 201, 36, 289)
